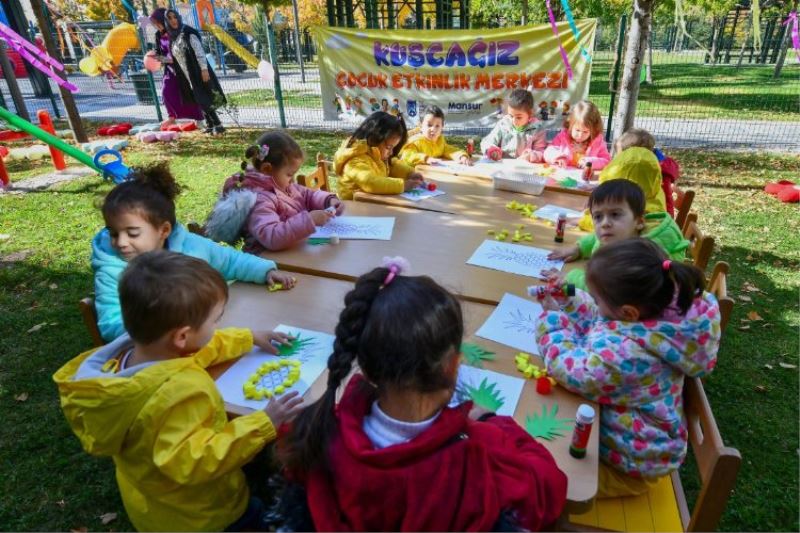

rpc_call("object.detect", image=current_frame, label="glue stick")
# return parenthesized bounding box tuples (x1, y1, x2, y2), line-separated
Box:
(582, 161, 593, 181)
(569, 404, 595, 459)
(554, 212, 567, 243)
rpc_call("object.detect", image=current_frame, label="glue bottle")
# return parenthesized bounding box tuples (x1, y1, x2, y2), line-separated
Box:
(554, 212, 567, 243)
(582, 161, 593, 181)
(528, 283, 576, 301)
(466, 138, 475, 157)
(569, 404, 595, 459)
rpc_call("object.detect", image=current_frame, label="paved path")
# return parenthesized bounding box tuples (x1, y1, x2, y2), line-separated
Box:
(4, 71, 799, 152)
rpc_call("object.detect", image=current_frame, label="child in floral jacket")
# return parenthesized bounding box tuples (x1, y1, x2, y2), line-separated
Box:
(536, 239, 721, 497)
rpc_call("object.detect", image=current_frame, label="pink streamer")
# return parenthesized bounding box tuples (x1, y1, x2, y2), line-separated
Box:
(0, 23, 64, 71)
(4, 37, 78, 93)
(0, 22, 78, 93)
(545, 0, 573, 79)
(783, 11, 800, 63)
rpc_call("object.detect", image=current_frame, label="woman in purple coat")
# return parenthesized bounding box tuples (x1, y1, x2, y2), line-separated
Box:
(148, 8, 204, 127)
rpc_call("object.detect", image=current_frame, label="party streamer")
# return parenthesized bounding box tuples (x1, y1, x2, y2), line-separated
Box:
(545, 0, 573, 79)
(559, 0, 592, 63)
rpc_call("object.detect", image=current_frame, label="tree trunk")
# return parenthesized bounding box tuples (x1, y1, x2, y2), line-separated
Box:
(773, 20, 791, 77)
(736, 15, 752, 69)
(28, 0, 87, 142)
(0, 40, 29, 121)
(613, 0, 654, 140)
(709, 16, 720, 64)
(645, 17, 653, 84)
(521, 0, 528, 25)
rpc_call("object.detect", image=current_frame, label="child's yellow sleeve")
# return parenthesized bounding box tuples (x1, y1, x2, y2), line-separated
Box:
(347, 155, 404, 195)
(441, 140, 465, 161)
(399, 141, 429, 167)
(193, 328, 253, 368)
(389, 157, 414, 180)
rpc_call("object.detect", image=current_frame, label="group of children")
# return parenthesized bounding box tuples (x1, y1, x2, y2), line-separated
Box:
(53, 86, 722, 531)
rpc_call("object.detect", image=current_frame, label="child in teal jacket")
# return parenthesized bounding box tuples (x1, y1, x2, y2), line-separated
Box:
(92, 162, 294, 341)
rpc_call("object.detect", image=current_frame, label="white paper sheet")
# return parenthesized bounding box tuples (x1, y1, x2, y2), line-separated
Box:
(214, 325, 334, 410)
(475, 292, 542, 354)
(466, 240, 564, 279)
(399, 186, 447, 202)
(449, 365, 525, 417)
(309, 216, 395, 240)
(532, 204, 585, 223)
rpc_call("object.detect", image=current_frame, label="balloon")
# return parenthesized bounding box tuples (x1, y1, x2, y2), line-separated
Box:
(143, 53, 162, 72)
(257, 60, 274, 84)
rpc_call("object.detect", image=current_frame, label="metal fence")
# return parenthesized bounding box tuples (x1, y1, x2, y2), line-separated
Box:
(3, 15, 798, 150)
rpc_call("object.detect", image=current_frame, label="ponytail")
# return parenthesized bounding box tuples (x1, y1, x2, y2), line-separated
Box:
(102, 160, 180, 227)
(586, 239, 705, 320)
(279, 268, 386, 474)
(242, 130, 303, 172)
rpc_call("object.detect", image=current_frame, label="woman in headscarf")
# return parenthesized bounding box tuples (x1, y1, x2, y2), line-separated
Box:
(147, 8, 204, 128)
(165, 9, 227, 135)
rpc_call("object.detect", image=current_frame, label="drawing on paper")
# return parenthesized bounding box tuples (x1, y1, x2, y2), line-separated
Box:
(475, 293, 543, 354)
(309, 216, 395, 241)
(466, 240, 564, 279)
(486, 244, 555, 270)
(502, 307, 539, 335)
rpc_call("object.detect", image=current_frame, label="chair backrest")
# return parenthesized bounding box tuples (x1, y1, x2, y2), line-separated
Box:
(296, 153, 330, 191)
(78, 297, 105, 347)
(674, 187, 695, 231)
(706, 262, 734, 334)
(683, 220, 715, 273)
(187, 222, 205, 236)
(683, 211, 698, 234)
(674, 377, 741, 532)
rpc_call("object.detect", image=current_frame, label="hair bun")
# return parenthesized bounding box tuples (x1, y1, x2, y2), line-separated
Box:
(133, 160, 180, 201)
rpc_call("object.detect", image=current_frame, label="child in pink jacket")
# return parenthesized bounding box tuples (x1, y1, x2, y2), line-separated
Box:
(544, 100, 610, 171)
(205, 131, 344, 252)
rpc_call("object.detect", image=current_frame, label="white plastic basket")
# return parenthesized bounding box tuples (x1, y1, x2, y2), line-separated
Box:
(492, 168, 547, 196)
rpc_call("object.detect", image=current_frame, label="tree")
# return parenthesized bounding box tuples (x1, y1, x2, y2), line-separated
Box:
(83, 0, 128, 21)
(277, 0, 326, 29)
(238, 0, 291, 22)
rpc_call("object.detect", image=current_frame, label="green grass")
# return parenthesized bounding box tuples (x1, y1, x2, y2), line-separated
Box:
(227, 88, 323, 109)
(1, 131, 798, 531)
(588, 50, 799, 121)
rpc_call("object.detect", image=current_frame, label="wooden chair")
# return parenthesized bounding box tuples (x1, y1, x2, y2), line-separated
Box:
(187, 222, 205, 236)
(78, 297, 105, 347)
(682, 212, 698, 235)
(296, 153, 330, 191)
(707, 262, 734, 333)
(568, 378, 741, 532)
(674, 187, 695, 231)
(683, 220, 715, 273)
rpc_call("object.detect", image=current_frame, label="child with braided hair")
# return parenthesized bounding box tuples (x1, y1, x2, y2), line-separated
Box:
(279, 257, 567, 531)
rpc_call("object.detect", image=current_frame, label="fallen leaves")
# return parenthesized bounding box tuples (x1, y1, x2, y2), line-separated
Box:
(27, 323, 47, 333)
(779, 362, 798, 369)
(742, 281, 761, 293)
(754, 385, 768, 393)
(99, 513, 118, 525)
(48, 283, 58, 290)
(14, 392, 28, 402)
(746, 311, 763, 321)
(737, 294, 752, 302)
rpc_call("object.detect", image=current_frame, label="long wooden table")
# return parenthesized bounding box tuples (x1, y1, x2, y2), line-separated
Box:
(214, 276, 599, 507)
(353, 169, 588, 217)
(266, 201, 586, 306)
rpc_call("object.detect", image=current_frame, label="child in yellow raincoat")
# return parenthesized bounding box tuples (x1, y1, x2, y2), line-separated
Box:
(399, 105, 472, 167)
(54, 251, 303, 532)
(334, 111, 424, 200)
(577, 147, 667, 232)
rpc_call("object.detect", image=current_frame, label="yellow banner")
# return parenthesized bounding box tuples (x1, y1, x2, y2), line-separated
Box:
(315, 21, 596, 127)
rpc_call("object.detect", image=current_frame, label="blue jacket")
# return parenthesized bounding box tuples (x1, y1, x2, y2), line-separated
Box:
(92, 223, 276, 341)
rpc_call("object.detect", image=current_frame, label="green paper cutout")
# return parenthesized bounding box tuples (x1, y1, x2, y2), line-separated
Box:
(307, 238, 330, 245)
(525, 403, 573, 441)
(277, 334, 315, 357)
(558, 177, 579, 188)
(463, 377, 505, 412)
(460, 342, 496, 369)
(406, 189, 422, 196)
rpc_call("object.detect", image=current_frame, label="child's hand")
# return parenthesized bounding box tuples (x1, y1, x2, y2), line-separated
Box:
(548, 246, 580, 262)
(540, 293, 562, 312)
(404, 173, 424, 191)
(468, 404, 495, 421)
(310, 209, 335, 226)
(486, 145, 503, 161)
(459, 154, 474, 166)
(540, 268, 566, 285)
(266, 270, 297, 289)
(329, 198, 345, 216)
(526, 150, 543, 163)
(264, 390, 304, 427)
(555, 157, 568, 168)
(201, 69, 210, 83)
(252, 330, 294, 353)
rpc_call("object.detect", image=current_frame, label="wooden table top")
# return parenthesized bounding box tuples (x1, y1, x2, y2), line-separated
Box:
(212, 277, 598, 505)
(266, 201, 586, 306)
(352, 170, 588, 218)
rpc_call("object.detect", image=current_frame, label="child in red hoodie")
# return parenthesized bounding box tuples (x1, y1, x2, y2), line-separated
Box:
(278, 258, 568, 531)
(614, 128, 681, 217)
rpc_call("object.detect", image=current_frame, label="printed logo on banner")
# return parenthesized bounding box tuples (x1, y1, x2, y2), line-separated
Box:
(315, 21, 596, 128)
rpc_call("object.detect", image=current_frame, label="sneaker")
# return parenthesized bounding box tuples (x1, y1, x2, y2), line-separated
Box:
(213, 125, 226, 135)
(203, 125, 214, 134)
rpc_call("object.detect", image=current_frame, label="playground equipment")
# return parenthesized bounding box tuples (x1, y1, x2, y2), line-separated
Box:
(0, 22, 78, 92)
(204, 23, 259, 69)
(0, 106, 130, 185)
(81, 139, 129, 154)
(0, 110, 68, 187)
(78, 22, 139, 76)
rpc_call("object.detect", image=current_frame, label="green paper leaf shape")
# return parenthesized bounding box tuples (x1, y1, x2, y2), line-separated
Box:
(464, 377, 505, 412)
(277, 334, 315, 357)
(461, 342, 496, 368)
(525, 403, 573, 441)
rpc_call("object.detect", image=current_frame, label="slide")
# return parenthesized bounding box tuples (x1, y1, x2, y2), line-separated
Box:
(204, 23, 259, 70)
(79, 22, 139, 76)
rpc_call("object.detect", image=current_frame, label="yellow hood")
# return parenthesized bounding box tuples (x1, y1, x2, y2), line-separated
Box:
(599, 147, 667, 212)
(334, 138, 386, 175)
(53, 337, 193, 457)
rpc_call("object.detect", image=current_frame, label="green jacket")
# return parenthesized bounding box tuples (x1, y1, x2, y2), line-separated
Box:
(565, 213, 689, 290)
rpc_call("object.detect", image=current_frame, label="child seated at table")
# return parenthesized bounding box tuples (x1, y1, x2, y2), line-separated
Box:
(54, 250, 305, 531)
(543, 100, 610, 170)
(614, 128, 681, 218)
(480, 88, 548, 162)
(204, 131, 345, 252)
(92, 162, 295, 342)
(334, 111, 425, 200)
(576, 146, 667, 232)
(544, 180, 688, 290)
(536, 239, 721, 498)
(399, 105, 473, 167)
(278, 258, 567, 531)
